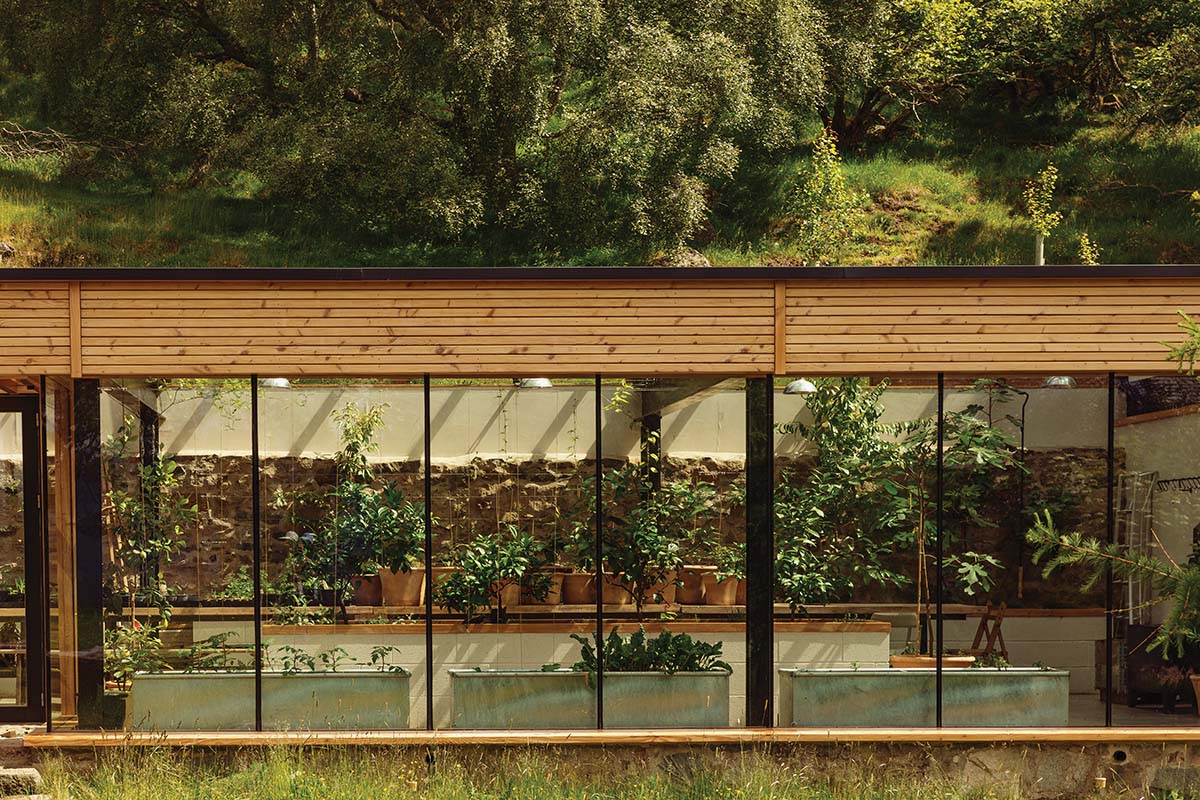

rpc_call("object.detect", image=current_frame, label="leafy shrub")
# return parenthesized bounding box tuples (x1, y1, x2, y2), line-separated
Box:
(570, 627, 731, 676)
(434, 525, 551, 621)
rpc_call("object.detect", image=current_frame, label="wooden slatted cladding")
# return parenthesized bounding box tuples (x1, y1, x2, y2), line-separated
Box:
(784, 278, 1200, 374)
(78, 280, 777, 376)
(0, 283, 71, 375)
(0, 271, 1194, 378)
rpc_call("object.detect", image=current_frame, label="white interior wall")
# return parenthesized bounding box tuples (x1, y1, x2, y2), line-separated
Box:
(0, 383, 1107, 461)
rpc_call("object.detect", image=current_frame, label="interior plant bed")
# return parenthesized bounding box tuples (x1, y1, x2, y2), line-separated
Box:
(779, 667, 1070, 727)
(124, 670, 411, 731)
(451, 628, 732, 728)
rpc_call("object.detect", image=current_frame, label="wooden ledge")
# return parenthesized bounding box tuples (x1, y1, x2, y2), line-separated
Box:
(262, 620, 891, 635)
(23, 727, 1200, 749)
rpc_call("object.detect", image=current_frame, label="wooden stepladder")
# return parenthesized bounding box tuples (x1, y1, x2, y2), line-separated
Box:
(968, 602, 1008, 659)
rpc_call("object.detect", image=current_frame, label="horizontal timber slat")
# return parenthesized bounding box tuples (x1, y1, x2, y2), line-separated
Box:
(0, 274, 1187, 376)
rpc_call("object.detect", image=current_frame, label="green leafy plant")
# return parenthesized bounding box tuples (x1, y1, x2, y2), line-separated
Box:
(1165, 311, 1200, 375)
(1078, 232, 1101, 265)
(184, 632, 254, 673)
(569, 460, 718, 618)
(368, 645, 410, 674)
(434, 525, 551, 622)
(790, 128, 867, 265)
(104, 621, 168, 691)
(570, 627, 731, 680)
(1024, 163, 1062, 264)
(318, 647, 351, 672)
(272, 402, 427, 615)
(1027, 511, 1200, 659)
(712, 542, 746, 583)
(276, 645, 317, 675)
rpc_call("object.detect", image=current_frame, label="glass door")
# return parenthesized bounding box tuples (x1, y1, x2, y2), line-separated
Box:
(0, 396, 44, 722)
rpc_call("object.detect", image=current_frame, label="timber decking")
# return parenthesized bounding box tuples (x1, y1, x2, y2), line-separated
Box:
(22, 727, 1200, 748)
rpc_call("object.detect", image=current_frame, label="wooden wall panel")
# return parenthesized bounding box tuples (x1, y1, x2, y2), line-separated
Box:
(79, 280, 777, 376)
(0, 283, 72, 375)
(784, 278, 1200, 374)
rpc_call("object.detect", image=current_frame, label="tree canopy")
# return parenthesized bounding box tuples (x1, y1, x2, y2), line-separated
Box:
(1, 0, 1197, 258)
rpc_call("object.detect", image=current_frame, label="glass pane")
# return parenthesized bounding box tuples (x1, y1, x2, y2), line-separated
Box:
(437, 379, 597, 730)
(940, 376, 1105, 728)
(0, 410, 27, 707)
(260, 381, 426, 731)
(774, 375, 936, 728)
(102, 379, 254, 731)
(1113, 374, 1200, 727)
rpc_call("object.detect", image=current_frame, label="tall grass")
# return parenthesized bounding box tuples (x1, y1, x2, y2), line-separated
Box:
(35, 747, 1045, 800)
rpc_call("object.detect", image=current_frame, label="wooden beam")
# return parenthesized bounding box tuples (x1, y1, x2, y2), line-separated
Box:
(774, 281, 787, 375)
(52, 386, 77, 719)
(68, 282, 81, 379)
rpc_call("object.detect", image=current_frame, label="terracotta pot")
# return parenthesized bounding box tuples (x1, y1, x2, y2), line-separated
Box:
(498, 582, 522, 609)
(351, 574, 383, 606)
(645, 570, 678, 605)
(677, 565, 715, 605)
(736, 578, 747, 606)
(1192, 675, 1200, 717)
(522, 569, 565, 605)
(701, 573, 739, 606)
(378, 567, 425, 606)
(560, 572, 595, 605)
(598, 574, 634, 605)
(888, 654, 976, 669)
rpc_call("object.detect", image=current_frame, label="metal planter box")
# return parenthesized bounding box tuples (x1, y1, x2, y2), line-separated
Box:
(779, 667, 1070, 727)
(450, 669, 730, 729)
(125, 671, 410, 731)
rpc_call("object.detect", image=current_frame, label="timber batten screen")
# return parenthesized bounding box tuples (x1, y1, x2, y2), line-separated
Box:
(0, 267, 1196, 376)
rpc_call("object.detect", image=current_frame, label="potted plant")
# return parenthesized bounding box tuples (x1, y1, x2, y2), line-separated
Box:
(703, 542, 744, 606)
(374, 485, 428, 606)
(1027, 511, 1200, 715)
(450, 627, 731, 729)
(434, 525, 552, 622)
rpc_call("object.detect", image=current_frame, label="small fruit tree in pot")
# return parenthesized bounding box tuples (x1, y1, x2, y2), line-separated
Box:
(434, 525, 551, 622)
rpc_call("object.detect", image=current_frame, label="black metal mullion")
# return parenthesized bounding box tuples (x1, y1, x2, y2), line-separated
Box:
(1105, 372, 1115, 728)
(594, 375, 604, 729)
(424, 375, 434, 731)
(39, 380, 52, 727)
(935, 372, 945, 728)
(745, 377, 774, 727)
(72, 379, 103, 729)
(250, 376, 263, 732)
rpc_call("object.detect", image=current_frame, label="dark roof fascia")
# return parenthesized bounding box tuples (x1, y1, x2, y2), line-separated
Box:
(1, 265, 1199, 282)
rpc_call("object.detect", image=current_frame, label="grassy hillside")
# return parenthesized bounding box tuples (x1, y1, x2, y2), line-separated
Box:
(2, 121, 1198, 268)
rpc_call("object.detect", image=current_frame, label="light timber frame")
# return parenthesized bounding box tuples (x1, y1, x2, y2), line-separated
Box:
(0, 265, 1195, 378)
(3, 264, 1198, 736)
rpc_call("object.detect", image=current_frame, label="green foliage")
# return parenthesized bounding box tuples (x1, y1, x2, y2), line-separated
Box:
(1078, 232, 1102, 265)
(790, 129, 867, 264)
(103, 622, 167, 691)
(273, 403, 426, 609)
(1024, 163, 1063, 237)
(712, 541, 746, 583)
(1027, 511, 1200, 659)
(569, 459, 719, 617)
(184, 632, 253, 673)
(104, 451, 197, 623)
(774, 377, 1022, 624)
(1166, 311, 1200, 376)
(570, 626, 731, 677)
(434, 525, 551, 621)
